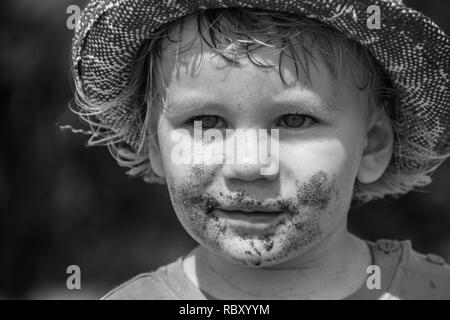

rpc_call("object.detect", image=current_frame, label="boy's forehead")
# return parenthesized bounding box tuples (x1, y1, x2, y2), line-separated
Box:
(160, 15, 362, 113)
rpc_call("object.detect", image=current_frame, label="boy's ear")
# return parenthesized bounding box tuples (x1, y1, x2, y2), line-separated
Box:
(148, 140, 165, 178)
(357, 109, 394, 184)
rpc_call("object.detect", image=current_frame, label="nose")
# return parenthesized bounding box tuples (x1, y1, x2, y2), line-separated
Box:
(222, 161, 278, 182)
(221, 130, 279, 182)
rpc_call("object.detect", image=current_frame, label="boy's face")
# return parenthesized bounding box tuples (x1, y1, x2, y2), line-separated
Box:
(153, 17, 371, 267)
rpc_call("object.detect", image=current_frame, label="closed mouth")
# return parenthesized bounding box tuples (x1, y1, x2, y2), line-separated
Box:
(214, 207, 286, 224)
(217, 206, 283, 214)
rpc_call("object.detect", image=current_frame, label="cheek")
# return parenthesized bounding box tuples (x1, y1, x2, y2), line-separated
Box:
(158, 124, 223, 184)
(282, 139, 347, 172)
(282, 138, 358, 202)
(166, 172, 227, 257)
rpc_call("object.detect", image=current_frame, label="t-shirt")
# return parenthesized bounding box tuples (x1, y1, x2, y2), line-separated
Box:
(102, 239, 450, 300)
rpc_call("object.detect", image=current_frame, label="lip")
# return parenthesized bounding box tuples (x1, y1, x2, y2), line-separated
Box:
(217, 205, 282, 213)
(214, 208, 286, 226)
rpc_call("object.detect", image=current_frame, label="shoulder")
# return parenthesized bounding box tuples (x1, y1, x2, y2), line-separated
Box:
(101, 260, 181, 300)
(396, 241, 450, 299)
(375, 239, 450, 299)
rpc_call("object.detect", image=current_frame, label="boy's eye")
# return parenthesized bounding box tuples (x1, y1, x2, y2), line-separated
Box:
(188, 115, 226, 129)
(276, 114, 315, 129)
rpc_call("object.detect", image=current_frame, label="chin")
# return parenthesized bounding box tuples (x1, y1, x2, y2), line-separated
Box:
(212, 239, 305, 268)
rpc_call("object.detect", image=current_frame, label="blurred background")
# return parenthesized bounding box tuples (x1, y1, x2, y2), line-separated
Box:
(1, 0, 449, 299)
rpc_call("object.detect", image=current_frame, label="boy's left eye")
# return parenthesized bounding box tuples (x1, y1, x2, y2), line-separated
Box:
(276, 114, 315, 129)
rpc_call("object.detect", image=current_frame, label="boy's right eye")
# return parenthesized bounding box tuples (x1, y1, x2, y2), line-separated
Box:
(186, 115, 226, 129)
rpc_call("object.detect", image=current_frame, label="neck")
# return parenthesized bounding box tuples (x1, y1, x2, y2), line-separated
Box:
(184, 222, 371, 299)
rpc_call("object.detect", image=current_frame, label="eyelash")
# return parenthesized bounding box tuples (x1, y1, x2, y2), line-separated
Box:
(185, 113, 317, 129)
(275, 113, 317, 130)
(186, 115, 227, 129)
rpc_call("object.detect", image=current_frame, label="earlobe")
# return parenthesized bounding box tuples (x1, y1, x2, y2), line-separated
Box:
(148, 139, 165, 178)
(357, 111, 394, 184)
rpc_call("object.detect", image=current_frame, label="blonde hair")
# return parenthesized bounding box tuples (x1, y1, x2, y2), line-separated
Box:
(72, 8, 441, 204)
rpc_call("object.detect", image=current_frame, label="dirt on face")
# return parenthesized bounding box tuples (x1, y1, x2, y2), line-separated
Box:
(167, 166, 338, 267)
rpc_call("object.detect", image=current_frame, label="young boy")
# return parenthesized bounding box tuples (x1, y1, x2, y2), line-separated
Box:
(70, 0, 450, 299)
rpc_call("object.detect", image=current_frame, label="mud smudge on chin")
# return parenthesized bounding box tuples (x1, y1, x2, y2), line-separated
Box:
(249, 240, 262, 256)
(296, 171, 334, 210)
(218, 224, 227, 234)
(192, 164, 204, 177)
(259, 234, 275, 252)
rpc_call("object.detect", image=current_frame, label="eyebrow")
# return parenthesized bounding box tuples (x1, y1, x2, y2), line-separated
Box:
(271, 89, 339, 112)
(271, 96, 338, 113)
(168, 95, 221, 113)
(166, 92, 338, 117)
